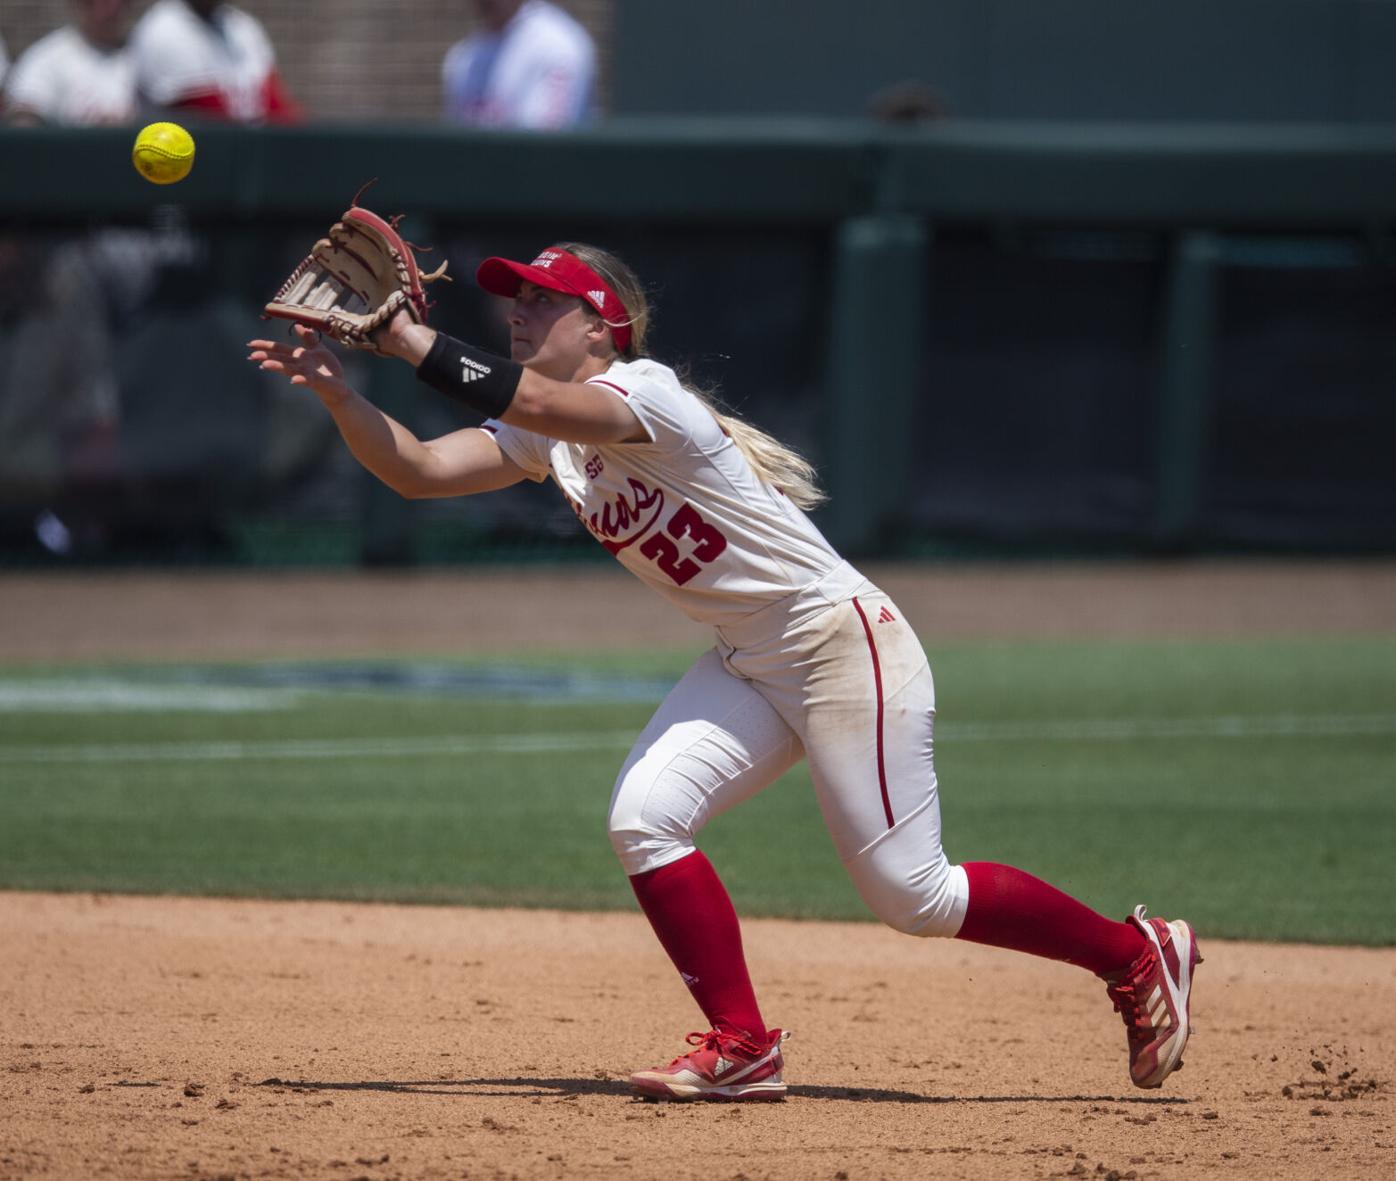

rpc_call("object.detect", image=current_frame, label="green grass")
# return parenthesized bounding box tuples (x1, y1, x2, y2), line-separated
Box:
(1, 636, 1393, 944)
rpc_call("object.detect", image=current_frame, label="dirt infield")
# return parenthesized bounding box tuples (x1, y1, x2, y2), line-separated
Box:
(2, 562, 1394, 1179)
(2, 893, 1392, 1181)
(4, 559, 1396, 661)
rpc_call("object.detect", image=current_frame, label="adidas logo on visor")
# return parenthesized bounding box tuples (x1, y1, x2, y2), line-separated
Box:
(587, 289, 607, 308)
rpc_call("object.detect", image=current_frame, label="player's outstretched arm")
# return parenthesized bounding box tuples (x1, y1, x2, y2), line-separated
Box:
(374, 313, 644, 446)
(248, 326, 527, 498)
(501, 368, 646, 444)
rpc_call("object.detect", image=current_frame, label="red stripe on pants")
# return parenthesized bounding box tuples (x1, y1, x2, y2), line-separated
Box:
(852, 596, 894, 828)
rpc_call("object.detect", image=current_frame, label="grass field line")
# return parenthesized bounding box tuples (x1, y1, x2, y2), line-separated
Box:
(0, 681, 304, 713)
(947, 714, 1396, 741)
(0, 732, 642, 763)
(3, 714, 1395, 764)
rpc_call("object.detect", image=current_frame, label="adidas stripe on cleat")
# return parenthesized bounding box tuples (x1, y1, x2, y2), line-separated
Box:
(630, 1028, 789, 1102)
(1106, 905, 1202, 1089)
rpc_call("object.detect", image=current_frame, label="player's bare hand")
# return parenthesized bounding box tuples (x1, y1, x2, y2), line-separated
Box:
(371, 304, 437, 366)
(247, 325, 350, 402)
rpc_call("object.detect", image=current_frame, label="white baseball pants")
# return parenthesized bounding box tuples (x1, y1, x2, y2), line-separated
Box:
(608, 569, 969, 938)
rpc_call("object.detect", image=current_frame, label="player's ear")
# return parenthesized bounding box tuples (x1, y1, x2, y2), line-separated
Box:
(584, 310, 611, 347)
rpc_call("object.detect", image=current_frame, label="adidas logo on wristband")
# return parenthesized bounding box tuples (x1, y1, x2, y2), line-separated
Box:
(418, 334, 519, 417)
(460, 356, 493, 383)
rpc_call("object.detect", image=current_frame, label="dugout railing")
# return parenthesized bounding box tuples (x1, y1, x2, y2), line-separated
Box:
(3, 120, 1395, 558)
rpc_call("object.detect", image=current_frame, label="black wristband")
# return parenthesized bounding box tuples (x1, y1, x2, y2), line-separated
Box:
(414, 332, 523, 419)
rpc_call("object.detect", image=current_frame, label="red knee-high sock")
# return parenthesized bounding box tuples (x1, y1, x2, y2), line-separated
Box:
(628, 850, 767, 1041)
(955, 862, 1145, 976)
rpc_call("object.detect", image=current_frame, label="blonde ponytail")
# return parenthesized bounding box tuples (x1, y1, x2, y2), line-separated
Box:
(554, 242, 826, 510)
(692, 391, 827, 511)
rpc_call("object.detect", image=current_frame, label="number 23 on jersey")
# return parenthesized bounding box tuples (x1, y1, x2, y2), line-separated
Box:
(641, 503, 727, 586)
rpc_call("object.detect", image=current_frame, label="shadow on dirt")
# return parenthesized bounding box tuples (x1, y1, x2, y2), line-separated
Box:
(256, 1077, 1189, 1105)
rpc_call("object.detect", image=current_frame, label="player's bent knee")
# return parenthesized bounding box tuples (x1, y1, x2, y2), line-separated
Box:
(607, 788, 699, 878)
(607, 818, 695, 877)
(856, 860, 968, 938)
(608, 754, 710, 876)
(844, 806, 970, 938)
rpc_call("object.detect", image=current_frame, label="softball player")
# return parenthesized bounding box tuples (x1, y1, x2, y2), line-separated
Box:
(248, 243, 1201, 1102)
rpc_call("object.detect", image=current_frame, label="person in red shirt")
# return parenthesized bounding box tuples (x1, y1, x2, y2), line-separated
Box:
(128, 0, 300, 123)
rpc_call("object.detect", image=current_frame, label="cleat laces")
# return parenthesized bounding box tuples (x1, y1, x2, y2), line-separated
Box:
(667, 1029, 762, 1068)
(1106, 944, 1160, 1044)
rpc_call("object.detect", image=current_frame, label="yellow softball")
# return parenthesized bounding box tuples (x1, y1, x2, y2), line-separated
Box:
(131, 122, 196, 185)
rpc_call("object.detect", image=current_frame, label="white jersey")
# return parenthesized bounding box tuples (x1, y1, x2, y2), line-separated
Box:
(3, 27, 136, 125)
(484, 358, 857, 627)
(442, 0, 595, 129)
(129, 0, 277, 122)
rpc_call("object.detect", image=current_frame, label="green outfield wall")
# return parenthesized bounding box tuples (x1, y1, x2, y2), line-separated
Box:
(612, 0, 1396, 124)
(1, 121, 1394, 561)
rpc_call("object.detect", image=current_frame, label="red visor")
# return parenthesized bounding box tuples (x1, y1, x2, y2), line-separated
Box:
(476, 248, 632, 352)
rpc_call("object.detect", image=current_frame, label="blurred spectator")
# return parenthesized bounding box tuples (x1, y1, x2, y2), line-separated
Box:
(128, 0, 301, 123)
(0, 3, 141, 556)
(866, 79, 948, 124)
(3, 0, 137, 126)
(443, 0, 595, 129)
(0, 4, 311, 560)
(0, 228, 124, 556)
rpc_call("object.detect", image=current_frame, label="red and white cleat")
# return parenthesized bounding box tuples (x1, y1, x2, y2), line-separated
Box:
(1106, 905, 1202, 1088)
(630, 1028, 790, 1102)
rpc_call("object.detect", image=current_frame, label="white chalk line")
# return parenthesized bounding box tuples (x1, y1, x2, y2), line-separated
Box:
(0, 681, 304, 713)
(947, 715, 1396, 742)
(0, 732, 640, 764)
(1, 715, 1393, 764)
